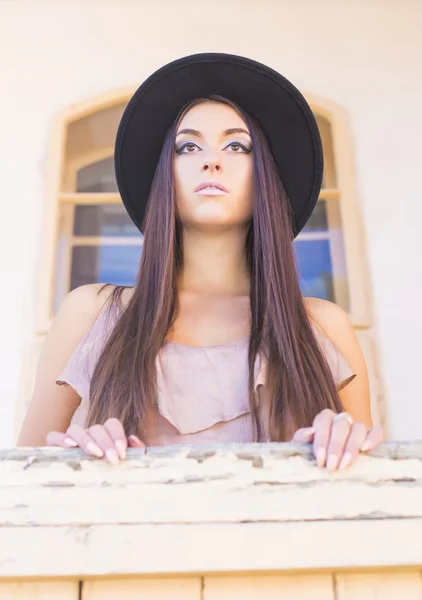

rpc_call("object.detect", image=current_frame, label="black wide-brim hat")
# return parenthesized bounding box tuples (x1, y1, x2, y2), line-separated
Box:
(114, 53, 323, 237)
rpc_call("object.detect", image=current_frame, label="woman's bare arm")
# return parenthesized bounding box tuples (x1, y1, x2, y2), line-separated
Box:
(291, 298, 383, 472)
(16, 284, 114, 447)
(305, 297, 373, 429)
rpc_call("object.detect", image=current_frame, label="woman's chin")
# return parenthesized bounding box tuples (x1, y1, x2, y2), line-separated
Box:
(185, 208, 237, 227)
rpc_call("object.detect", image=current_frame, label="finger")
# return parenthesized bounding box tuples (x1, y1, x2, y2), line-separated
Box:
(128, 435, 146, 449)
(326, 417, 353, 471)
(360, 424, 385, 452)
(338, 423, 367, 470)
(291, 427, 316, 443)
(312, 409, 335, 467)
(103, 418, 128, 460)
(46, 431, 78, 447)
(66, 424, 104, 458)
(88, 424, 120, 464)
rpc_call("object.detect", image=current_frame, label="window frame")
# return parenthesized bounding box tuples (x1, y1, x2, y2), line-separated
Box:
(34, 88, 137, 336)
(296, 190, 349, 310)
(55, 147, 143, 311)
(309, 97, 372, 328)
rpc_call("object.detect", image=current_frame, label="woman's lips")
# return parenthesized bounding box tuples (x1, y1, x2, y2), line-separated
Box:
(195, 186, 228, 196)
(194, 180, 229, 194)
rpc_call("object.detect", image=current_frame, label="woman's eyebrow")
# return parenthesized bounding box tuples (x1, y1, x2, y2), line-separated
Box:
(176, 127, 251, 138)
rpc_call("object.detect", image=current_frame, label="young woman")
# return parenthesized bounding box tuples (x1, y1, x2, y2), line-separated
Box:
(17, 53, 383, 470)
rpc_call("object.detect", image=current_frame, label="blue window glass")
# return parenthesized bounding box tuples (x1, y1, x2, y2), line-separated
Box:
(70, 245, 142, 290)
(294, 239, 334, 301)
(301, 200, 328, 232)
(70, 204, 143, 290)
(73, 205, 140, 237)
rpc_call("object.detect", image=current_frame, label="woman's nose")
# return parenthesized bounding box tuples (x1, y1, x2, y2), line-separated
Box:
(201, 158, 222, 173)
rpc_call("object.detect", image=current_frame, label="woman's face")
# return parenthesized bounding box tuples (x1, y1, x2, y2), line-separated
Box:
(173, 101, 253, 229)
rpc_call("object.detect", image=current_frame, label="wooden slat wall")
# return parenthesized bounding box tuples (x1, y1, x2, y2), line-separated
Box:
(81, 574, 422, 600)
(0, 582, 79, 599)
(82, 578, 202, 600)
(203, 575, 335, 599)
(335, 572, 422, 600)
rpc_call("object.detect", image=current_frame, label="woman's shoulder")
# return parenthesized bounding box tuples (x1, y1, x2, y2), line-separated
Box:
(53, 284, 135, 400)
(303, 297, 361, 379)
(58, 283, 111, 316)
(62, 283, 134, 321)
(304, 297, 353, 339)
(52, 284, 135, 356)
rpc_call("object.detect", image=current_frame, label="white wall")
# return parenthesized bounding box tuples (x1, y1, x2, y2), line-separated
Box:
(0, 0, 421, 445)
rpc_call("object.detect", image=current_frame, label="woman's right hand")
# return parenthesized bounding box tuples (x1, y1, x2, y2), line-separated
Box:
(46, 418, 145, 464)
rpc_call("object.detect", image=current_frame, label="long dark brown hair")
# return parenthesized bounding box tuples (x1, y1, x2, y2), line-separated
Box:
(86, 95, 343, 442)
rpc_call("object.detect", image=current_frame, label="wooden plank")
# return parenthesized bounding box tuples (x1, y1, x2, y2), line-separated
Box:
(0, 581, 78, 599)
(3, 440, 422, 490)
(1, 445, 422, 529)
(204, 574, 334, 599)
(1, 479, 422, 526)
(59, 192, 121, 205)
(3, 440, 422, 462)
(82, 577, 201, 599)
(335, 572, 422, 599)
(1, 520, 422, 579)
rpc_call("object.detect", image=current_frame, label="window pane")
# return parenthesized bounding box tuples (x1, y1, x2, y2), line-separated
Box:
(302, 200, 328, 232)
(76, 157, 118, 193)
(63, 102, 126, 192)
(70, 245, 141, 290)
(294, 239, 334, 301)
(73, 204, 141, 238)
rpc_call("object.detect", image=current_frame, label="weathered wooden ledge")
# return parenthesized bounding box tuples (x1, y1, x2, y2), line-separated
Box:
(1, 441, 422, 598)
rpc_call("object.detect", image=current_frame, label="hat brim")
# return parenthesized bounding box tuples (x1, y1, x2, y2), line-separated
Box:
(114, 53, 323, 236)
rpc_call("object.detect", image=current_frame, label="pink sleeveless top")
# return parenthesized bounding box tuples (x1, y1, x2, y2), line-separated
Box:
(56, 303, 356, 445)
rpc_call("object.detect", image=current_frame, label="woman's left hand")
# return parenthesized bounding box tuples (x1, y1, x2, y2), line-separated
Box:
(290, 409, 384, 471)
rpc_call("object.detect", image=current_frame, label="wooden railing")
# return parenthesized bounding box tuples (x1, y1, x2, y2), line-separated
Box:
(1, 442, 422, 599)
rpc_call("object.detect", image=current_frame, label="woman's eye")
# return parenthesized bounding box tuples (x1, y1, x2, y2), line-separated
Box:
(176, 142, 200, 154)
(225, 142, 251, 153)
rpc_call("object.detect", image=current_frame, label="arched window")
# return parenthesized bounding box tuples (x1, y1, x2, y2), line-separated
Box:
(54, 101, 143, 314)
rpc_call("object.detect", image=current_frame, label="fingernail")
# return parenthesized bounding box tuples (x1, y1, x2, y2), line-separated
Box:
(106, 449, 119, 465)
(115, 440, 126, 460)
(86, 441, 104, 458)
(316, 447, 326, 468)
(129, 435, 143, 447)
(327, 453, 339, 471)
(361, 440, 373, 452)
(64, 437, 78, 447)
(339, 452, 352, 470)
(291, 428, 315, 443)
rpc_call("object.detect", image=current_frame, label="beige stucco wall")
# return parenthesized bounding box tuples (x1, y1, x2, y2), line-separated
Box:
(0, 0, 421, 446)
